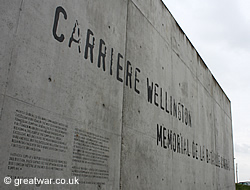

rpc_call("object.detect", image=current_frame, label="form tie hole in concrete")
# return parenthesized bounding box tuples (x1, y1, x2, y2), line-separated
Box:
(97, 184, 101, 190)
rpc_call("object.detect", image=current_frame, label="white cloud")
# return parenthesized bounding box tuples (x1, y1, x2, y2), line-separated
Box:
(235, 143, 250, 154)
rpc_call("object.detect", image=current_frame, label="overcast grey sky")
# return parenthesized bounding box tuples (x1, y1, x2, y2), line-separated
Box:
(162, 0, 250, 182)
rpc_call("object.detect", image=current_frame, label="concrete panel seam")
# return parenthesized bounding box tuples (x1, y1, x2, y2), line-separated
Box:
(15, 0, 24, 34)
(130, 0, 171, 48)
(130, 0, 231, 120)
(119, 1, 130, 189)
(0, 0, 24, 121)
(175, 50, 231, 119)
(131, 0, 231, 120)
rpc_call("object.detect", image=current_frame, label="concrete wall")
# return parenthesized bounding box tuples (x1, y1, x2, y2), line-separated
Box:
(0, 0, 235, 189)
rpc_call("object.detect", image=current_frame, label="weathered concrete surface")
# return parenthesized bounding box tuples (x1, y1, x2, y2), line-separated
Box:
(0, 0, 235, 189)
(1, 0, 127, 189)
(120, 0, 235, 189)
